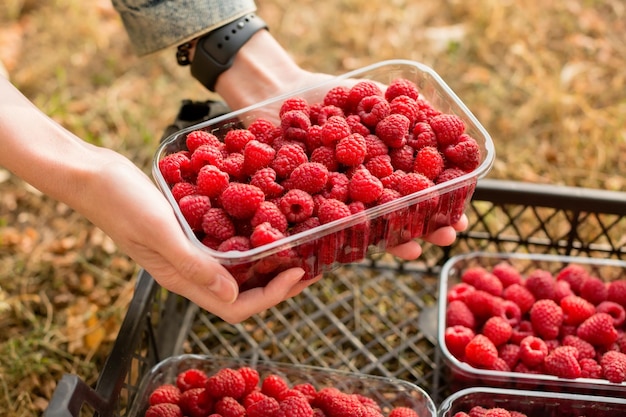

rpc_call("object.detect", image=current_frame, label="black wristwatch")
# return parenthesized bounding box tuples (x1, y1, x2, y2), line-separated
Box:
(184, 13, 268, 92)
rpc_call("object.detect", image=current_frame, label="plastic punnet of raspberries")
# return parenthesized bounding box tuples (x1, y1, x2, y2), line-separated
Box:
(444, 259, 626, 385)
(158, 76, 484, 286)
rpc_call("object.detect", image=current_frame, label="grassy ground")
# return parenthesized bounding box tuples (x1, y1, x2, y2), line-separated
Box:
(0, 0, 624, 415)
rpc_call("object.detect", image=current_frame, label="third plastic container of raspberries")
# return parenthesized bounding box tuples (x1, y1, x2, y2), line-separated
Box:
(153, 60, 495, 289)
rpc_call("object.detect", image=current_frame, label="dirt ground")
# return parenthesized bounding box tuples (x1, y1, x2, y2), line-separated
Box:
(0, 0, 625, 415)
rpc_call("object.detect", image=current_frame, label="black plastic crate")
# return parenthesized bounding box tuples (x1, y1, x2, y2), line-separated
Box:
(43, 177, 626, 417)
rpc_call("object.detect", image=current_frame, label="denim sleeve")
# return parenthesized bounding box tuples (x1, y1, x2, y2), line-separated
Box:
(111, 0, 257, 56)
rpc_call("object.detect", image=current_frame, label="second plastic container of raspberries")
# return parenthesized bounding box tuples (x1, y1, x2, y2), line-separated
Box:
(437, 251, 626, 397)
(153, 60, 495, 289)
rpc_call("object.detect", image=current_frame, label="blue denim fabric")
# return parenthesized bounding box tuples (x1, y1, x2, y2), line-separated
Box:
(112, 0, 256, 56)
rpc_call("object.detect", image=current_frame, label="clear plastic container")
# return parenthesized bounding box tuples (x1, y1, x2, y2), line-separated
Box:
(437, 251, 626, 395)
(438, 386, 626, 417)
(153, 59, 495, 289)
(127, 354, 437, 417)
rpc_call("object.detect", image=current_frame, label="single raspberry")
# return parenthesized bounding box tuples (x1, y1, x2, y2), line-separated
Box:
(510, 320, 535, 345)
(251, 201, 289, 233)
(554, 279, 574, 302)
(224, 128, 256, 153)
(389, 145, 415, 172)
(186, 130, 222, 152)
(284, 162, 329, 194)
(261, 374, 289, 399)
(385, 78, 420, 101)
(279, 189, 315, 223)
(320, 115, 351, 146)
(243, 390, 267, 408)
(220, 183, 265, 219)
(243, 139, 277, 176)
(397, 172, 437, 201)
(271, 143, 308, 179)
(491, 262, 523, 288)
(409, 122, 438, 150)
(562, 334, 596, 360)
(345, 80, 384, 113)
(429, 113, 465, 147)
(376, 188, 402, 206)
(580, 357, 603, 379)
(482, 316, 513, 346)
(290, 216, 321, 236)
(600, 350, 626, 383)
(214, 396, 246, 417)
(461, 266, 504, 296)
(577, 312, 619, 346)
(380, 169, 407, 191)
(465, 334, 498, 368)
(345, 114, 371, 136)
(389, 95, 419, 125)
(249, 167, 284, 199)
(281, 110, 311, 142)
(555, 264, 590, 294)
(525, 269, 556, 301)
(335, 133, 367, 167)
(291, 383, 317, 403)
(498, 343, 521, 370)
(596, 301, 626, 327)
(447, 282, 476, 303)
(279, 96, 310, 117)
(364, 134, 389, 160)
(357, 95, 390, 127)
(364, 154, 394, 179)
(314, 104, 344, 126)
(309, 145, 339, 172)
(485, 408, 512, 417)
(178, 194, 211, 231)
(579, 276, 608, 305)
(499, 300, 522, 327)
(445, 325, 475, 358)
(465, 289, 502, 321)
(170, 181, 197, 202)
(196, 164, 229, 198)
(190, 144, 224, 172)
(518, 335, 548, 367)
(503, 284, 536, 314)
(348, 167, 384, 204)
(560, 294, 596, 326)
(206, 367, 246, 399)
(235, 367, 259, 396)
(413, 146, 444, 180)
(149, 384, 182, 406)
(608, 280, 626, 306)
(276, 395, 314, 417)
(388, 407, 420, 417)
(375, 114, 410, 148)
(322, 172, 350, 202)
(248, 118, 278, 145)
(145, 403, 183, 417)
(452, 413, 471, 417)
(246, 395, 280, 417)
(250, 222, 286, 248)
(179, 388, 214, 417)
(416, 97, 442, 122)
(446, 300, 477, 329)
(529, 299, 563, 340)
(323, 85, 350, 109)
(222, 152, 246, 181)
(318, 392, 368, 417)
(304, 124, 323, 154)
(218, 236, 251, 252)
(201, 208, 236, 241)
(443, 134, 481, 172)
(317, 198, 352, 224)
(159, 151, 192, 185)
(544, 346, 581, 379)
(468, 407, 489, 417)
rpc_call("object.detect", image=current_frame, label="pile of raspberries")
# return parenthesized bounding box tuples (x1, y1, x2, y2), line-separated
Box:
(158, 78, 481, 286)
(444, 261, 626, 383)
(144, 365, 424, 417)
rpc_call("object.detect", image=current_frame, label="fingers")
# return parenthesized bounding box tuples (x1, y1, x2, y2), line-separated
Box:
(386, 240, 423, 260)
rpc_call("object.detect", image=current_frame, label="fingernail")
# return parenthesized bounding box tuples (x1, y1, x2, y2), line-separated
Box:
(210, 274, 238, 304)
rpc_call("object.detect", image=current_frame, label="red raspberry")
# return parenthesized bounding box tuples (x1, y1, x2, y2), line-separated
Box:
(285, 162, 329, 194)
(554, 279, 574, 302)
(510, 320, 535, 345)
(482, 316, 513, 346)
(447, 282, 476, 303)
(186, 130, 222, 152)
(555, 264, 589, 294)
(443, 134, 481, 172)
(335, 133, 367, 167)
(389, 95, 419, 125)
(323, 85, 350, 109)
(145, 403, 183, 417)
(279, 96, 310, 117)
(357, 95, 390, 127)
(243, 139, 276, 176)
(290, 216, 321, 236)
(292, 383, 317, 403)
(364, 134, 389, 160)
(320, 115, 351, 146)
(190, 144, 224, 172)
(345, 114, 371, 136)
(409, 122, 437, 150)
(235, 367, 260, 396)
(317, 198, 352, 224)
(446, 300, 476, 329)
(222, 152, 246, 181)
(503, 284, 536, 314)
(345, 80, 384, 112)
(322, 172, 350, 202)
(246, 395, 280, 417)
(251, 201, 288, 233)
(304, 124, 323, 154)
(248, 118, 277, 145)
(202, 208, 236, 241)
(468, 407, 488, 417)
(319, 392, 368, 417)
(376, 188, 402, 206)
(218, 236, 251, 252)
(149, 384, 182, 406)
(220, 183, 265, 219)
(525, 269, 556, 301)
(179, 388, 214, 417)
(348, 167, 384, 204)
(261, 374, 289, 399)
(250, 167, 284, 199)
(445, 325, 475, 359)
(465, 289, 502, 321)
(461, 266, 504, 296)
(196, 164, 229, 198)
(159, 151, 192, 184)
(499, 300, 522, 327)
(485, 408, 512, 417)
(413, 146, 444, 180)
(314, 104, 344, 126)
(214, 396, 246, 417)
(375, 114, 410, 148)
(171, 181, 197, 202)
(276, 395, 314, 417)
(608, 280, 626, 306)
(429, 113, 465, 147)
(529, 299, 563, 340)
(397, 172, 437, 204)
(544, 346, 582, 379)
(579, 276, 608, 305)
(279, 189, 315, 223)
(224, 128, 255, 153)
(562, 335, 596, 360)
(453, 413, 471, 417)
(580, 357, 603, 379)
(600, 350, 626, 383)
(310, 145, 338, 172)
(281, 110, 311, 142)
(491, 262, 523, 288)
(388, 407, 420, 417)
(465, 334, 498, 368)
(178, 194, 211, 231)
(206, 368, 246, 399)
(416, 97, 442, 122)
(577, 312, 619, 346)
(389, 145, 415, 172)
(271, 143, 308, 179)
(364, 154, 394, 179)
(518, 335, 548, 368)
(384, 78, 419, 101)
(243, 390, 267, 408)
(250, 222, 286, 248)
(498, 343, 521, 370)
(560, 294, 595, 326)
(380, 169, 407, 191)
(596, 301, 626, 327)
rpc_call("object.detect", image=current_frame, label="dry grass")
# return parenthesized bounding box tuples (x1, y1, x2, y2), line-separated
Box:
(0, 0, 625, 415)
